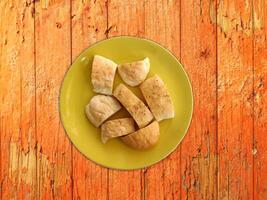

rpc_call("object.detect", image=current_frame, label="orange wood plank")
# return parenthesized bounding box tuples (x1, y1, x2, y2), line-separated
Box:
(143, 0, 181, 199)
(107, 1, 144, 199)
(253, 0, 267, 199)
(180, 0, 217, 199)
(0, 0, 36, 199)
(71, 0, 108, 199)
(35, 1, 72, 199)
(217, 0, 254, 199)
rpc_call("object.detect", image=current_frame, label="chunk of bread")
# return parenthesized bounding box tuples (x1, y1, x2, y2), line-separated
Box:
(101, 118, 135, 143)
(118, 57, 150, 86)
(122, 121, 160, 150)
(140, 75, 174, 121)
(91, 55, 117, 95)
(85, 95, 121, 127)
(113, 84, 153, 128)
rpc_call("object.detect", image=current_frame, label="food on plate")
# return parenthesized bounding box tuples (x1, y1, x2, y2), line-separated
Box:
(118, 57, 150, 86)
(84, 54, 176, 149)
(101, 118, 136, 143)
(113, 83, 153, 128)
(85, 95, 121, 127)
(121, 121, 160, 150)
(91, 55, 117, 95)
(140, 75, 174, 121)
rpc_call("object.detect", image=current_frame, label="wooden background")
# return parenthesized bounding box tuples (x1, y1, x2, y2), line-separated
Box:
(0, 0, 266, 199)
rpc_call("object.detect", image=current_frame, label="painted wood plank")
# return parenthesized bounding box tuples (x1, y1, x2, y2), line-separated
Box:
(143, 0, 181, 199)
(0, 0, 36, 199)
(35, 0, 72, 199)
(180, 0, 217, 199)
(107, 1, 144, 199)
(71, 0, 108, 199)
(217, 0, 254, 199)
(253, 0, 267, 199)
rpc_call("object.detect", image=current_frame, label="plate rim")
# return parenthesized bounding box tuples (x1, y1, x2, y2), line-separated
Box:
(59, 35, 194, 170)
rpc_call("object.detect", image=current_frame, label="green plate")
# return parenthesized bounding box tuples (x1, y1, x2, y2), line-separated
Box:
(59, 36, 193, 170)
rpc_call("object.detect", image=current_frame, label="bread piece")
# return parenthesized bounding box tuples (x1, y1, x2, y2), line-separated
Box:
(91, 55, 117, 95)
(101, 118, 135, 143)
(85, 95, 121, 127)
(113, 84, 153, 128)
(118, 57, 150, 86)
(122, 121, 160, 150)
(140, 75, 174, 121)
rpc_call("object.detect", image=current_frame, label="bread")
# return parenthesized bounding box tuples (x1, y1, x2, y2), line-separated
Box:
(118, 57, 150, 86)
(121, 121, 160, 150)
(140, 75, 174, 121)
(113, 84, 153, 128)
(101, 118, 135, 143)
(91, 55, 117, 95)
(85, 95, 121, 127)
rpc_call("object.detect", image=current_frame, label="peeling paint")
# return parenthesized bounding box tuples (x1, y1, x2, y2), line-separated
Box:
(8, 142, 36, 185)
(245, 0, 249, 12)
(254, 11, 263, 30)
(8, 47, 19, 68)
(209, 1, 216, 24)
(181, 154, 217, 199)
(216, 1, 252, 36)
(41, 0, 49, 8)
(252, 148, 257, 155)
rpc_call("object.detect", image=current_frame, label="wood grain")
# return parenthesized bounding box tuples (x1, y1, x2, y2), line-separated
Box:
(71, 0, 108, 199)
(143, 0, 181, 199)
(107, 1, 144, 199)
(253, 0, 267, 199)
(1, 0, 267, 199)
(0, 0, 36, 199)
(35, 0, 72, 199)
(180, 0, 217, 199)
(217, 0, 254, 199)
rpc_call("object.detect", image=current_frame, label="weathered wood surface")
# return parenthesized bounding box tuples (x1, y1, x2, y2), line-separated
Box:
(71, 0, 108, 199)
(35, 0, 72, 199)
(0, 0, 36, 199)
(180, 0, 217, 199)
(253, 0, 267, 199)
(0, 0, 266, 199)
(143, 1, 181, 199)
(217, 0, 254, 199)
(107, 1, 144, 200)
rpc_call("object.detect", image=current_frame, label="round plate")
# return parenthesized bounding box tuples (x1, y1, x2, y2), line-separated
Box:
(60, 36, 193, 170)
